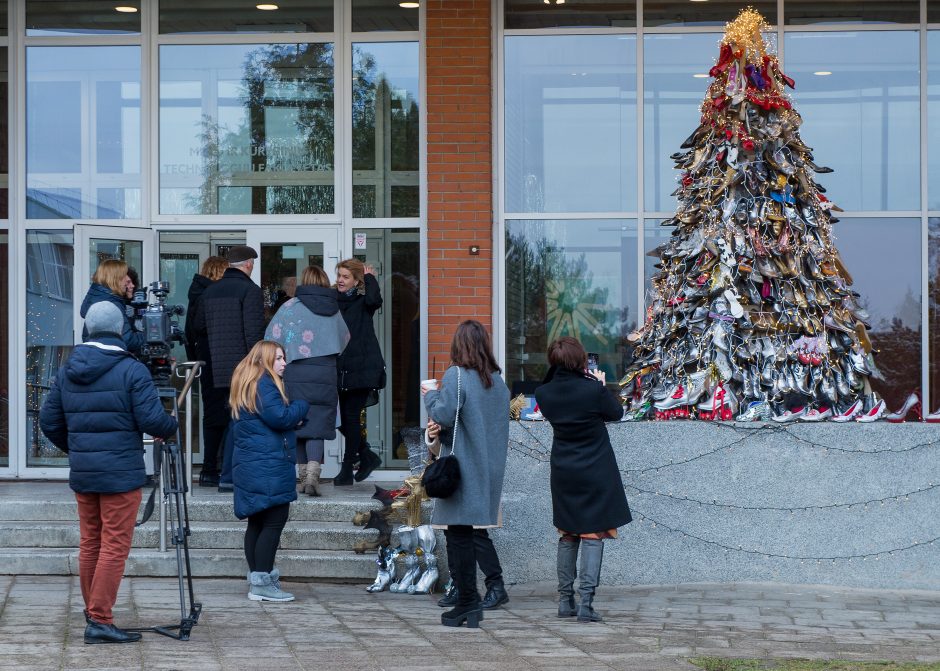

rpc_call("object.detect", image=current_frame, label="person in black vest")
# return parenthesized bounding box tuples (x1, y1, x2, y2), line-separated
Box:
(191, 245, 265, 491)
(39, 301, 178, 644)
(334, 258, 386, 486)
(184, 255, 229, 487)
(535, 336, 631, 624)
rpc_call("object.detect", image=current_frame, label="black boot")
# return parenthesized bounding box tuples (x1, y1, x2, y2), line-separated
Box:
(557, 537, 579, 617)
(576, 539, 605, 623)
(354, 447, 382, 482)
(84, 621, 142, 644)
(441, 527, 482, 628)
(334, 461, 355, 486)
(481, 580, 509, 610)
(437, 580, 457, 607)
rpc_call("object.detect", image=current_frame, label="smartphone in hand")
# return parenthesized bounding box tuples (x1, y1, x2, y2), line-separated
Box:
(586, 352, 599, 373)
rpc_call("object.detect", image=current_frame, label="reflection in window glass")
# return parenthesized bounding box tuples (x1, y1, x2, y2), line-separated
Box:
(644, 220, 674, 304)
(505, 35, 637, 214)
(160, 0, 332, 34)
(644, 33, 721, 213)
(26, 231, 74, 468)
(930, 33, 940, 211)
(159, 44, 335, 215)
(1, 48, 7, 219)
(930, 1, 940, 23)
(645, 1, 776, 27)
(27, 0, 140, 36)
(785, 0, 920, 25)
(0, 233, 7, 466)
(505, 0, 635, 29)
(352, 0, 419, 31)
(784, 32, 919, 212)
(837, 218, 920, 410)
(351, 229, 420, 469)
(505, 220, 638, 393)
(931, 219, 940, 410)
(27, 47, 141, 219)
(0, 2, 6, 36)
(352, 42, 419, 218)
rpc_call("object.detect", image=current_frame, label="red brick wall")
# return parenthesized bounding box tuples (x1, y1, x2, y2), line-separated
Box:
(425, 0, 495, 377)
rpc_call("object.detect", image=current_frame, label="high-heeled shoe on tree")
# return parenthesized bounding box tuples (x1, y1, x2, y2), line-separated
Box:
(925, 406, 940, 423)
(830, 399, 862, 423)
(884, 392, 921, 423)
(856, 398, 886, 423)
(802, 406, 832, 422)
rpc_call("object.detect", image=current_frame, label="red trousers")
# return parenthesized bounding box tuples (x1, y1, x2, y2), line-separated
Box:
(75, 489, 141, 625)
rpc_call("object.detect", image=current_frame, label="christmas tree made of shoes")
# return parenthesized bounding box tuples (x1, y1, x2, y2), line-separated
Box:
(622, 8, 880, 424)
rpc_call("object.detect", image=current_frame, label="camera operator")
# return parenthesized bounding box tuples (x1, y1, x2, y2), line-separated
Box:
(81, 259, 144, 355)
(191, 245, 265, 492)
(39, 302, 178, 645)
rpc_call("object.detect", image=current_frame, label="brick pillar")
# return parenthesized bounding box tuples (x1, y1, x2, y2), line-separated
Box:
(425, 0, 494, 376)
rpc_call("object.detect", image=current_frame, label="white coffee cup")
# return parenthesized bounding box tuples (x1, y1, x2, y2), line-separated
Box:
(420, 379, 439, 392)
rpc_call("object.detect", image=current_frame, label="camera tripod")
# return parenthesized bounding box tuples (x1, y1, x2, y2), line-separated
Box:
(133, 363, 203, 641)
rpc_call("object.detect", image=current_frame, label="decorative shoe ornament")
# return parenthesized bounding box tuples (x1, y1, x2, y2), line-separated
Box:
(925, 407, 940, 423)
(410, 525, 439, 594)
(884, 392, 922, 423)
(856, 398, 886, 423)
(736, 400, 772, 421)
(801, 406, 832, 422)
(830, 399, 863, 423)
(366, 545, 398, 593)
(389, 526, 422, 593)
(772, 406, 807, 423)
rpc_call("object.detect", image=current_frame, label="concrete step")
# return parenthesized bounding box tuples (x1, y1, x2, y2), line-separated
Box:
(0, 547, 378, 580)
(0, 495, 381, 524)
(0, 520, 383, 552)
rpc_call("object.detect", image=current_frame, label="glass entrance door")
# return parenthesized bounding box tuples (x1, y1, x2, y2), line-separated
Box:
(247, 227, 342, 476)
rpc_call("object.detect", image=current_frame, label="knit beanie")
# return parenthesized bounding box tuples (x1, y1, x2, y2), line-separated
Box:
(85, 301, 125, 337)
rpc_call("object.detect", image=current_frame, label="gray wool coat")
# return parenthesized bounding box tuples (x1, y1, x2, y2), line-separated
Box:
(424, 366, 510, 527)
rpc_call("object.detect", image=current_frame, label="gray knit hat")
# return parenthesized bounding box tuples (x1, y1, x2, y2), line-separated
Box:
(85, 301, 125, 337)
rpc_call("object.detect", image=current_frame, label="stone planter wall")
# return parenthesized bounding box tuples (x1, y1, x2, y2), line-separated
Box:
(497, 421, 940, 589)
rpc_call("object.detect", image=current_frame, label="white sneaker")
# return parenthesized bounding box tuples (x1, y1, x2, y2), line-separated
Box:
(802, 406, 833, 422)
(772, 406, 807, 423)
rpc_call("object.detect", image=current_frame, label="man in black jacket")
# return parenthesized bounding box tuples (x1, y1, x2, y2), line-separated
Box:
(40, 301, 178, 644)
(191, 245, 265, 491)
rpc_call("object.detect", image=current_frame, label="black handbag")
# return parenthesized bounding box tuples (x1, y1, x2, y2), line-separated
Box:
(422, 368, 462, 499)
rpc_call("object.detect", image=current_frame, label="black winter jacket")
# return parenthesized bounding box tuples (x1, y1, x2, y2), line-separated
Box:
(80, 283, 144, 354)
(191, 268, 265, 389)
(184, 273, 212, 362)
(535, 367, 631, 535)
(336, 274, 386, 391)
(39, 333, 179, 494)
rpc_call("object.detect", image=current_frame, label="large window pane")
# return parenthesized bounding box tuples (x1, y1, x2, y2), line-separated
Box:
(352, 42, 419, 218)
(1, 48, 7, 219)
(27, 0, 140, 36)
(0, 2, 6, 35)
(784, 32, 919, 212)
(505, 1, 636, 29)
(0, 233, 7, 467)
(643, 33, 720, 213)
(930, 1, 940, 23)
(352, 0, 419, 31)
(26, 231, 74, 468)
(26, 47, 141, 219)
(837, 218, 921, 410)
(505, 220, 638, 394)
(160, 0, 332, 34)
(505, 35, 637, 214)
(159, 44, 335, 215)
(645, 1, 776, 27)
(930, 32, 940, 211)
(785, 1, 920, 25)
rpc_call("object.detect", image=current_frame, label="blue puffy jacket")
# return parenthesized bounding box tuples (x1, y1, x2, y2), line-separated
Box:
(39, 334, 179, 494)
(80, 283, 145, 354)
(232, 374, 310, 520)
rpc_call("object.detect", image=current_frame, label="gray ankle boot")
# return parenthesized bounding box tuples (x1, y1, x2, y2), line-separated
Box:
(577, 539, 604, 623)
(556, 537, 579, 617)
(249, 571, 294, 602)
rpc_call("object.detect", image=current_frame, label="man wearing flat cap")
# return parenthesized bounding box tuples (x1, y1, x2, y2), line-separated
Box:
(191, 245, 265, 491)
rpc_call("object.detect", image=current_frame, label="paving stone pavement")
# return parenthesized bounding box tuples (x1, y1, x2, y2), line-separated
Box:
(0, 576, 938, 670)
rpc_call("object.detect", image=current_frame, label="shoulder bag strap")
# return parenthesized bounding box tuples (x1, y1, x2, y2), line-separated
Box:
(450, 367, 461, 457)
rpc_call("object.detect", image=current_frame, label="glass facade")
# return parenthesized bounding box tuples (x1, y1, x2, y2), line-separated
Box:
(26, 0, 140, 36)
(159, 0, 333, 34)
(1, 46, 7, 218)
(159, 43, 335, 215)
(502, 3, 937, 405)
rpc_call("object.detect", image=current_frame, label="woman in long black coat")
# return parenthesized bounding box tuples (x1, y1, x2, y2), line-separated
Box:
(535, 337, 631, 624)
(334, 258, 386, 486)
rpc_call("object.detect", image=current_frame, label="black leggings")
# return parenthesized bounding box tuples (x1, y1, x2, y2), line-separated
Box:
(244, 503, 290, 574)
(338, 388, 372, 464)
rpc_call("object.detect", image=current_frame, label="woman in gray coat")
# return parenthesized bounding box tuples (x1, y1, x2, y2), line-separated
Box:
(423, 320, 510, 628)
(266, 266, 349, 496)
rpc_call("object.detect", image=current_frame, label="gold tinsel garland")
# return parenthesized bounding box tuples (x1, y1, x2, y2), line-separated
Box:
(721, 7, 772, 61)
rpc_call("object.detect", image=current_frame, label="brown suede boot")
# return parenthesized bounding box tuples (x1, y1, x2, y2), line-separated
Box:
(304, 461, 322, 497)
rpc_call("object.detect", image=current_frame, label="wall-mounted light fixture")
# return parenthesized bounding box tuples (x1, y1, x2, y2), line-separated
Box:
(256, 3, 279, 10)
(114, 5, 138, 12)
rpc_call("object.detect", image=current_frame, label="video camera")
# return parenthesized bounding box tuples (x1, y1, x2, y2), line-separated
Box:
(130, 280, 186, 383)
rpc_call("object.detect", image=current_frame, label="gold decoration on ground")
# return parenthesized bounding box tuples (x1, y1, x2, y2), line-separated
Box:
(510, 393, 528, 420)
(721, 7, 771, 61)
(390, 475, 428, 527)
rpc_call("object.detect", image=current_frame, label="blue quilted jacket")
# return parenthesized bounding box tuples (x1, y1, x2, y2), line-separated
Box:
(39, 334, 178, 494)
(232, 374, 310, 519)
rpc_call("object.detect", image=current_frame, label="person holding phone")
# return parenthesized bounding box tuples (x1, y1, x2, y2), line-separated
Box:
(535, 337, 631, 624)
